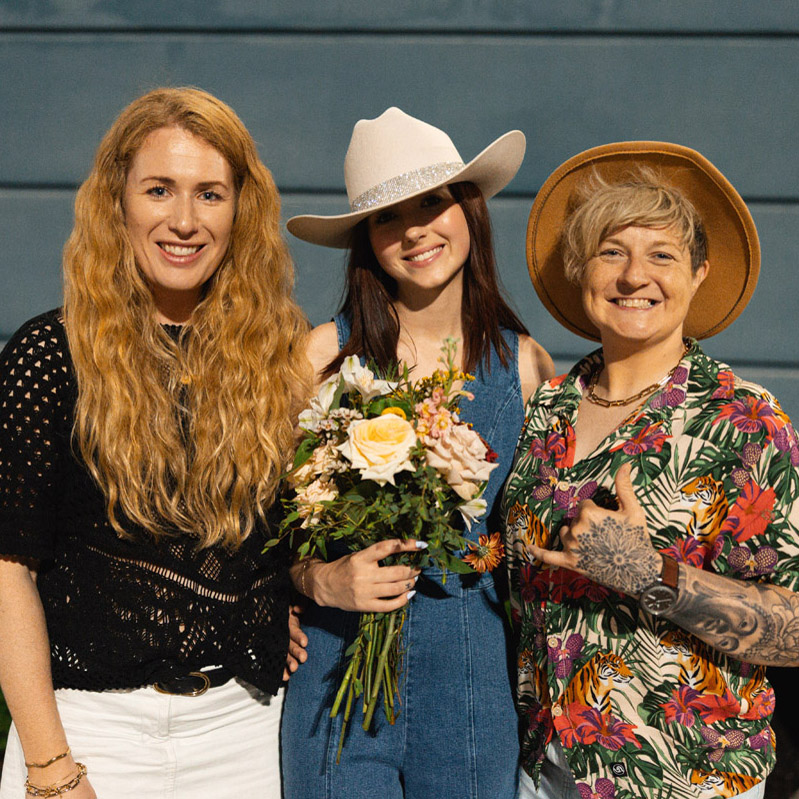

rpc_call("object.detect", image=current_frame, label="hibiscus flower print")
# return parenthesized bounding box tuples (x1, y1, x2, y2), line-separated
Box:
(661, 684, 703, 727)
(662, 536, 706, 568)
(610, 420, 670, 455)
(719, 480, 777, 544)
(714, 396, 780, 437)
(528, 420, 575, 468)
(711, 369, 736, 400)
(574, 708, 641, 750)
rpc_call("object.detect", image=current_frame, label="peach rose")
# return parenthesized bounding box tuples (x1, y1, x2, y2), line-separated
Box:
(425, 424, 498, 500)
(338, 414, 417, 485)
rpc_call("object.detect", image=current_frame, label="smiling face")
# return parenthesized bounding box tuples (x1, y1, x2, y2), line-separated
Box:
(123, 126, 236, 323)
(581, 224, 708, 353)
(366, 187, 471, 301)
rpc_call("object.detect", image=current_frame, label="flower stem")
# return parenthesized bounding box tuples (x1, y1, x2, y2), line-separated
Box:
(362, 610, 399, 731)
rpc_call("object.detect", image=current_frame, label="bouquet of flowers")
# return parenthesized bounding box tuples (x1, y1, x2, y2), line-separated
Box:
(272, 341, 503, 760)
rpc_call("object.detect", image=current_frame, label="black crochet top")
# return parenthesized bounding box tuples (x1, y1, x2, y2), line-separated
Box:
(0, 310, 289, 694)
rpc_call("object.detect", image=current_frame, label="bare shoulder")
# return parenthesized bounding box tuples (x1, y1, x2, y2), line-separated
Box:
(306, 322, 341, 383)
(517, 334, 556, 402)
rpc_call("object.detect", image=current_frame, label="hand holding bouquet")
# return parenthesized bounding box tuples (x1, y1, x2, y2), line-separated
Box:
(270, 341, 502, 760)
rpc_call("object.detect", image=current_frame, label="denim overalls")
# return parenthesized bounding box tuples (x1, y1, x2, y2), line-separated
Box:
(281, 316, 523, 799)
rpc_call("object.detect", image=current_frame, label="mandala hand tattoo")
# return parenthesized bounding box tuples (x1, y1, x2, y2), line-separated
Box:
(575, 515, 661, 596)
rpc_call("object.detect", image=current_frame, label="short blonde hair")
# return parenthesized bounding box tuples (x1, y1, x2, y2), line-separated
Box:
(562, 167, 708, 284)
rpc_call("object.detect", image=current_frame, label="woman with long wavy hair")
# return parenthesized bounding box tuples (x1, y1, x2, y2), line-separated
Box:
(281, 107, 555, 798)
(0, 87, 310, 798)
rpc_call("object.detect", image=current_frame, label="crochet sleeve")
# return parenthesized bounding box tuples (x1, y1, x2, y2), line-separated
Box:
(0, 311, 72, 560)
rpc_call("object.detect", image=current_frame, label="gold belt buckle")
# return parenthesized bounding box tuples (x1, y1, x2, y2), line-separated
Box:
(153, 671, 211, 697)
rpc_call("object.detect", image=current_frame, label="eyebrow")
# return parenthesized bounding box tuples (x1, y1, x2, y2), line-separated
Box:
(602, 236, 682, 249)
(138, 176, 231, 190)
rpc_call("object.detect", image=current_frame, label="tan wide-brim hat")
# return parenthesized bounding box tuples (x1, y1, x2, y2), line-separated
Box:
(527, 141, 760, 340)
(288, 107, 526, 248)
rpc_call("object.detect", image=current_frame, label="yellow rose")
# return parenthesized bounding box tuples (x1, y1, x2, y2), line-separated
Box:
(338, 415, 417, 485)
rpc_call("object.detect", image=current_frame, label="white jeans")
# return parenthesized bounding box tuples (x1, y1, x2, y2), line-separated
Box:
(516, 739, 767, 799)
(0, 679, 283, 798)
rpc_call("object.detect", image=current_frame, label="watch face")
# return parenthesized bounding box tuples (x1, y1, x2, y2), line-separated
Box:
(641, 584, 679, 615)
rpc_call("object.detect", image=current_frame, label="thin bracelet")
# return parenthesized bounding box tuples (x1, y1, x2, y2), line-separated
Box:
(300, 559, 312, 598)
(25, 762, 87, 797)
(24, 748, 71, 769)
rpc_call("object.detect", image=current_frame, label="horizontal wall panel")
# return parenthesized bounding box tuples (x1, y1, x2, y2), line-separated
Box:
(2, 188, 796, 356)
(2, 1, 799, 33)
(1, 35, 798, 200)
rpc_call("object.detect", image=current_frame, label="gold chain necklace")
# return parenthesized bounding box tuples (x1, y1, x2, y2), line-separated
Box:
(585, 341, 690, 408)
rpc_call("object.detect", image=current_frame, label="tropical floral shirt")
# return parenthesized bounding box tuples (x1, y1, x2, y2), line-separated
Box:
(502, 341, 799, 799)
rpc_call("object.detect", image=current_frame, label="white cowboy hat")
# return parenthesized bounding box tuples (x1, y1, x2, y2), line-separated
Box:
(287, 107, 526, 248)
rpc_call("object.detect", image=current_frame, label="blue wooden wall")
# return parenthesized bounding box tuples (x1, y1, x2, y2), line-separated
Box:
(1, 2, 797, 417)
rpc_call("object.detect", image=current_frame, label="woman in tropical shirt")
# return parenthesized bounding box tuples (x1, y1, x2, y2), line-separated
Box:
(504, 142, 799, 799)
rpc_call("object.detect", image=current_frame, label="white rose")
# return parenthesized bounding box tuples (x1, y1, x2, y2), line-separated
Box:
(340, 355, 397, 402)
(425, 424, 498, 500)
(337, 414, 417, 485)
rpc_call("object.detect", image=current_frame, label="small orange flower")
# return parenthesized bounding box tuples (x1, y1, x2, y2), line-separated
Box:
(463, 532, 505, 573)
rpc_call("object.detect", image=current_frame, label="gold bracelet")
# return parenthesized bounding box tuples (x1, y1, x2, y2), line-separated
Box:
(25, 747, 71, 769)
(25, 762, 87, 797)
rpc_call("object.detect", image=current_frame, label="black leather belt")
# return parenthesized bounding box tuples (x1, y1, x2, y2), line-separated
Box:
(153, 666, 233, 696)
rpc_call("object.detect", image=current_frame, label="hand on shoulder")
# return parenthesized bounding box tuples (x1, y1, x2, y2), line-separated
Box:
(518, 334, 555, 402)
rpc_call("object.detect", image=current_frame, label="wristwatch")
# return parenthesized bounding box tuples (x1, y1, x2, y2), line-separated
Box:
(639, 555, 680, 615)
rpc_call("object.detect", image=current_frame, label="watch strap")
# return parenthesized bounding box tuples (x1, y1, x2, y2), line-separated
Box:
(661, 554, 679, 589)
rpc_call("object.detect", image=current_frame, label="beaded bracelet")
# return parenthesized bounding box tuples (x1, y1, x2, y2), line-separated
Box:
(24, 762, 87, 797)
(24, 748, 71, 770)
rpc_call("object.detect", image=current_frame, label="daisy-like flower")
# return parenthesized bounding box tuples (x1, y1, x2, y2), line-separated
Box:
(463, 532, 504, 573)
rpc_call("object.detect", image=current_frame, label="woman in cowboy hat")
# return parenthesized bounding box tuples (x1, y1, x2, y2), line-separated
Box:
(281, 107, 554, 798)
(503, 143, 799, 799)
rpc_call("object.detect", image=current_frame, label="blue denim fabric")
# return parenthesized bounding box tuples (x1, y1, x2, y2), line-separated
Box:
(281, 316, 524, 799)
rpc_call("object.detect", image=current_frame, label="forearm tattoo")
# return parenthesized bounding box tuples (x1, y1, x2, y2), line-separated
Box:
(575, 515, 661, 596)
(668, 567, 799, 667)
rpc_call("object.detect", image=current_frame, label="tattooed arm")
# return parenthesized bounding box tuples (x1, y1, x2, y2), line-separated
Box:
(525, 463, 799, 667)
(667, 564, 799, 666)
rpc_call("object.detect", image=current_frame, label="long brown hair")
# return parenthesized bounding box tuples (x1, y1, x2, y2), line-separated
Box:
(323, 181, 528, 377)
(63, 87, 311, 548)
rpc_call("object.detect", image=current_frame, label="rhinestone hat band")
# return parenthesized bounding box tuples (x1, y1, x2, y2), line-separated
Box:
(350, 161, 465, 212)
